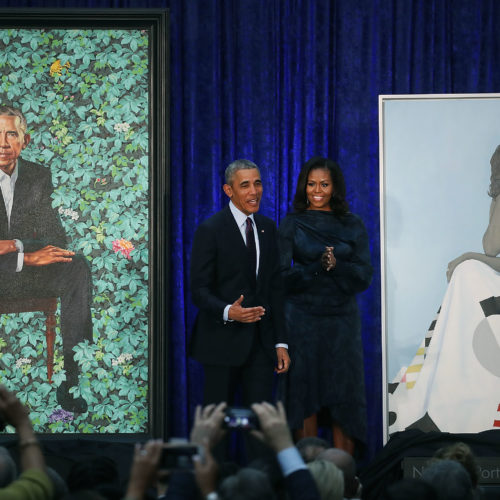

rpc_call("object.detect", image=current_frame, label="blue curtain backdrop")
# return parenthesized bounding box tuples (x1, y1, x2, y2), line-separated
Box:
(2, 0, 500, 462)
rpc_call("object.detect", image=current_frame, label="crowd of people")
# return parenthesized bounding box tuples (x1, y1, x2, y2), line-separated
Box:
(0, 386, 490, 500)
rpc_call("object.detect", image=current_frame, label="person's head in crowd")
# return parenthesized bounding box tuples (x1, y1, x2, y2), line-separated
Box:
(219, 467, 276, 500)
(383, 478, 438, 500)
(248, 456, 285, 499)
(317, 447, 361, 498)
(0, 446, 17, 487)
(421, 459, 474, 500)
(61, 491, 107, 500)
(65, 456, 122, 499)
(46, 466, 69, 499)
(432, 442, 479, 488)
(293, 156, 349, 216)
(307, 459, 344, 500)
(296, 436, 330, 463)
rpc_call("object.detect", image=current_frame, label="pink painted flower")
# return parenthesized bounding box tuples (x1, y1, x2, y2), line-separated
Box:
(112, 238, 134, 259)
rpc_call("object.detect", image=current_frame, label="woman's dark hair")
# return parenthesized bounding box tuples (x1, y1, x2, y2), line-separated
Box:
(292, 156, 349, 215)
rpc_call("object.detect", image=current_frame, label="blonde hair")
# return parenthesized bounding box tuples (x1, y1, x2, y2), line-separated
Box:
(307, 459, 344, 500)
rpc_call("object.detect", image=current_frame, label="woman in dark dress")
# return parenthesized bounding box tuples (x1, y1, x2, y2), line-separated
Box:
(278, 157, 372, 454)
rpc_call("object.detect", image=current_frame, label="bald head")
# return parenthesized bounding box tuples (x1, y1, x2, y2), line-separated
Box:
(317, 448, 359, 498)
(296, 436, 329, 463)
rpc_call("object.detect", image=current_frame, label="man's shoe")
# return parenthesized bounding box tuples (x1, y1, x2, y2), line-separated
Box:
(56, 382, 88, 413)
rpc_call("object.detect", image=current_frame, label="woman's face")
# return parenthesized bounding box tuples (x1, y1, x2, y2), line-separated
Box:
(306, 168, 334, 211)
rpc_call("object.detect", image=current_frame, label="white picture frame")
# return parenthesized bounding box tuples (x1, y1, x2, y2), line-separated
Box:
(379, 93, 500, 443)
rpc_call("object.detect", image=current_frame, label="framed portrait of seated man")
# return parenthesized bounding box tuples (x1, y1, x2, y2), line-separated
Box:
(0, 9, 168, 435)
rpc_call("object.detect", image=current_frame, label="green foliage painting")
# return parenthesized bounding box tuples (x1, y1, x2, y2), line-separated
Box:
(0, 29, 149, 433)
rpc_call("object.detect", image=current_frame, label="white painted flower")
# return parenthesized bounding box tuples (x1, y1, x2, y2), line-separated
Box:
(15, 357, 31, 369)
(112, 353, 134, 366)
(58, 207, 79, 221)
(113, 122, 131, 133)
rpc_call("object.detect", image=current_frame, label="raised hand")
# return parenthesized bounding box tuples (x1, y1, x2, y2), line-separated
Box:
(250, 401, 293, 452)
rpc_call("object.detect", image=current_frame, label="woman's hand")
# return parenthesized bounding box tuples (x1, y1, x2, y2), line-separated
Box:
(446, 252, 476, 282)
(321, 246, 336, 271)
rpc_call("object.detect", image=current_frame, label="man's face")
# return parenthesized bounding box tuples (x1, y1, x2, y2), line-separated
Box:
(0, 115, 30, 176)
(223, 168, 263, 215)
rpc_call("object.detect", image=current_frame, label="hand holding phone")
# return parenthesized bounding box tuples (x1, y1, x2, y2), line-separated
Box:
(223, 407, 260, 430)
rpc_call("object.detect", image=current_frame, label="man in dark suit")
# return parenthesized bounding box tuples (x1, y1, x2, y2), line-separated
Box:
(190, 159, 290, 409)
(0, 104, 91, 413)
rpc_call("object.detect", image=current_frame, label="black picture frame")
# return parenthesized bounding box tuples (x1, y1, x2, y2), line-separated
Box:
(0, 9, 169, 438)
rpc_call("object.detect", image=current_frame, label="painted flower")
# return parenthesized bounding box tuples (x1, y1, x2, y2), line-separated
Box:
(112, 353, 134, 366)
(50, 59, 70, 77)
(58, 206, 79, 221)
(15, 358, 31, 369)
(94, 178, 107, 187)
(113, 122, 131, 133)
(112, 239, 134, 259)
(49, 409, 74, 423)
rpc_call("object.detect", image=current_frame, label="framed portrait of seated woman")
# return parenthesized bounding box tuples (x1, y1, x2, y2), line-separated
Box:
(0, 9, 169, 437)
(379, 93, 500, 442)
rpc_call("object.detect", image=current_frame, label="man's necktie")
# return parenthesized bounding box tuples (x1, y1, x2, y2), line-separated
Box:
(245, 217, 257, 274)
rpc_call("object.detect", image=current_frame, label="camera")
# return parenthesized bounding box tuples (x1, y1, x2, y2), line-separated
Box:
(223, 407, 259, 430)
(161, 441, 200, 469)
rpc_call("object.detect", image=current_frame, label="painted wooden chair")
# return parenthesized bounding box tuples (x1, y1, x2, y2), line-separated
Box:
(0, 297, 58, 383)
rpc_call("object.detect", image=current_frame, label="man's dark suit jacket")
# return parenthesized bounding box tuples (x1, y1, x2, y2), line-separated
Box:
(0, 158, 92, 366)
(189, 205, 287, 367)
(0, 158, 67, 274)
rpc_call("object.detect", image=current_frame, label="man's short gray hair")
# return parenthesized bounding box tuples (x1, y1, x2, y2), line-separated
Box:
(0, 105, 28, 134)
(219, 468, 276, 500)
(225, 159, 260, 185)
(0, 104, 28, 144)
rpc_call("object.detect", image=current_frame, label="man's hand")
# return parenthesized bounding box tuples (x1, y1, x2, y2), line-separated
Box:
(228, 295, 265, 323)
(192, 441, 219, 497)
(24, 245, 74, 266)
(275, 347, 290, 374)
(0, 240, 16, 256)
(250, 401, 293, 453)
(125, 439, 164, 500)
(190, 402, 227, 450)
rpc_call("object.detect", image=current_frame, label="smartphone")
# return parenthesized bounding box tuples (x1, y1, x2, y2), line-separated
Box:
(161, 442, 200, 469)
(223, 407, 259, 430)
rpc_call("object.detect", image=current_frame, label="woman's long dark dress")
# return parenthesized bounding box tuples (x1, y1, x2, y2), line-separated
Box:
(278, 210, 372, 444)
